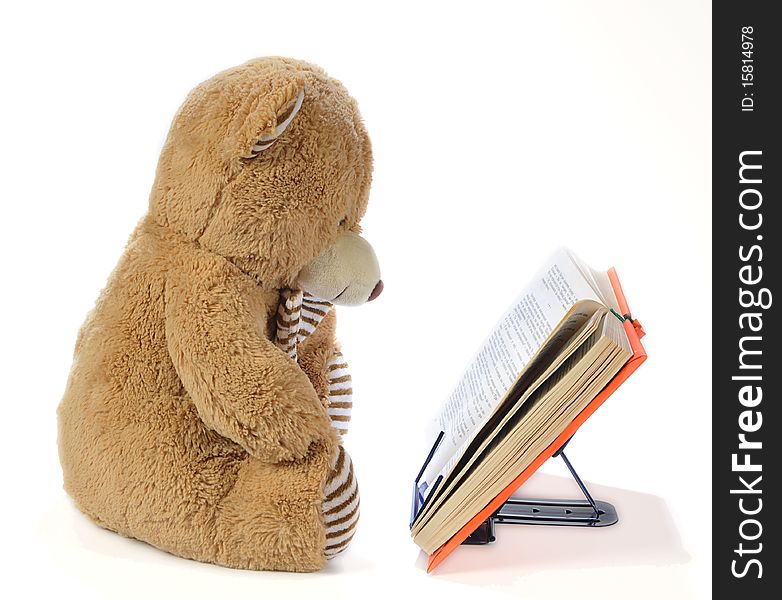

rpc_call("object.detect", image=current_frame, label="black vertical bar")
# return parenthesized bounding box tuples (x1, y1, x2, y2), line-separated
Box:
(714, 3, 778, 596)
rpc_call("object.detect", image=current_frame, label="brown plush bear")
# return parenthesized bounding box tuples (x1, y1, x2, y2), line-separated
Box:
(57, 57, 382, 572)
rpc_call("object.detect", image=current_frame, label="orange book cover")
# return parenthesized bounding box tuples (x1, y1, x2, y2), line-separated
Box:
(425, 268, 647, 573)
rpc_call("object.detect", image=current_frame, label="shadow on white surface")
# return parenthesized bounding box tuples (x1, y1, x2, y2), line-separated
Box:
(36, 473, 690, 599)
(38, 494, 378, 597)
(416, 472, 690, 584)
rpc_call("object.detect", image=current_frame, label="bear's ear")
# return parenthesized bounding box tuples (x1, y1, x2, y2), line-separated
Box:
(240, 88, 305, 160)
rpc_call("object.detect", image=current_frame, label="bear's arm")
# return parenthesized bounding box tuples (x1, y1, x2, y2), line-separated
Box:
(164, 255, 337, 463)
(297, 309, 338, 403)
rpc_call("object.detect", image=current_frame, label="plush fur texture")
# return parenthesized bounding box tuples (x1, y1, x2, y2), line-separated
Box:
(57, 57, 379, 572)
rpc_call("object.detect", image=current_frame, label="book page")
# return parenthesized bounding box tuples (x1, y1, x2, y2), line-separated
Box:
(566, 249, 620, 311)
(413, 303, 604, 529)
(420, 248, 601, 489)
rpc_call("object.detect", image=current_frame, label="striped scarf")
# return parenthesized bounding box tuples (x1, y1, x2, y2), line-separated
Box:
(275, 289, 359, 558)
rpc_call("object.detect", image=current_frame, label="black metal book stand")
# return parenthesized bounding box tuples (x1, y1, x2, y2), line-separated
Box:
(410, 431, 618, 546)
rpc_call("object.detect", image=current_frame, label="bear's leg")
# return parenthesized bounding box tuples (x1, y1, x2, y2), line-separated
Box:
(212, 444, 333, 572)
(210, 444, 359, 571)
(322, 446, 359, 559)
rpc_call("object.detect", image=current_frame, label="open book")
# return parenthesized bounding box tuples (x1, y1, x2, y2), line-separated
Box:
(410, 249, 646, 568)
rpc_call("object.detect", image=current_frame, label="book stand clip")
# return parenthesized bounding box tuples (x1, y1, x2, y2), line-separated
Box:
(410, 431, 618, 546)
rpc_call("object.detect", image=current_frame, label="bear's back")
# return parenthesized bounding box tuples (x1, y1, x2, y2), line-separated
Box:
(57, 224, 246, 538)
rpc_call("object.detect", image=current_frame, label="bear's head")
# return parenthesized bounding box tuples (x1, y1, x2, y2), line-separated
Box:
(148, 57, 382, 305)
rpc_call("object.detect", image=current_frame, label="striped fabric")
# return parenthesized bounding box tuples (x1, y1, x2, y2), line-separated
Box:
(322, 446, 359, 558)
(274, 289, 358, 558)
(325, 352, 352, 436)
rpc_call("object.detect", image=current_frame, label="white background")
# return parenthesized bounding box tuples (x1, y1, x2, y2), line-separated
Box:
(1, 1, 711, 598)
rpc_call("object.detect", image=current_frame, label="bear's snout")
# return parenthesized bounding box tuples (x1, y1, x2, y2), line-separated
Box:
(297, 231, 381, 306)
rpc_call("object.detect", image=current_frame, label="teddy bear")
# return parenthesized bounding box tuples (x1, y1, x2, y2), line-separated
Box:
(57, 57, 382, 572)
